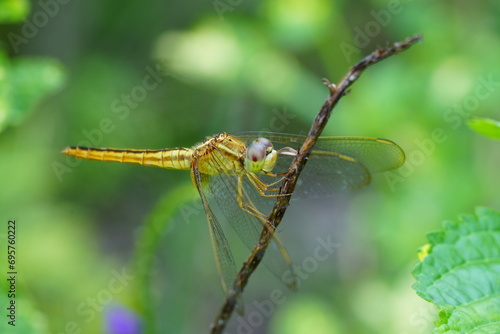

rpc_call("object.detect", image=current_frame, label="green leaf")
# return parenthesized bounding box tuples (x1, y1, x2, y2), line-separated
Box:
(0, 0, 30, 23)
(0, 51, 66, 133)
(467, 118, 500, 139)
(412, 207, 500, 333)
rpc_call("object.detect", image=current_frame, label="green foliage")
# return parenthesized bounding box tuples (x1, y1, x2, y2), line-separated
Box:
(0, 0, 65, 134)
(413, 207, 500, 333)
(131, 182, 197, 333)
(0, 51, 66, 133)
(468, 118, 500, 139)
(270, 295, 344, 334)
(0, 0, 30, 23)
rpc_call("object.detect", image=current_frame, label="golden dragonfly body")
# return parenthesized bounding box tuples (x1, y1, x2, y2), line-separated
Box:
(63, 132, 405, 293)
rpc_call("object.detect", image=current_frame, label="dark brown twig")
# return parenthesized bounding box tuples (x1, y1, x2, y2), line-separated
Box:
(210, 34, 422, 333)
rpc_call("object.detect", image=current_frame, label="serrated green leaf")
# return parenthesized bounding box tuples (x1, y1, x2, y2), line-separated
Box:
(0, 0, 30, 23)
(467, 118, 500, 139)
(412, 207, 500, 333)
(0, 52, 66, 133)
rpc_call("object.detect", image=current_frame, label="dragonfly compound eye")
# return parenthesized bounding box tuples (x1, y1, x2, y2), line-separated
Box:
(246, 143, 269, 173)
(247, 143, 266, 162)
(254, 137, 273, 153)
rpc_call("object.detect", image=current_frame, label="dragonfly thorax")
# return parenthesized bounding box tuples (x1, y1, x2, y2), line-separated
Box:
(192, 133, 247, 175)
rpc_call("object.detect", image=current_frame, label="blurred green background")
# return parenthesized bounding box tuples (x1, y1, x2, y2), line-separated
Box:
(1, 0, 500, 333)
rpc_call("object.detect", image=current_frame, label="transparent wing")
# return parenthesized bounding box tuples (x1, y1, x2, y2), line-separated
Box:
(190, 164, 237, 294)
(234, 132, 405, 198)
(200, 146, 298, 291)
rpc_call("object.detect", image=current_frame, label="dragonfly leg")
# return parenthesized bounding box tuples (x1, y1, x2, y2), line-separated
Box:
(235, 175, 299, 291)
(257, 172, 288, 186)
(236, 175, 275, 224)
(246, 173, 293, 197)
(259, 170, 287, 178)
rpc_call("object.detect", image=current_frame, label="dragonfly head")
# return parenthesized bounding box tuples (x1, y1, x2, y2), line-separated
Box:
(245, 137, 278, 174)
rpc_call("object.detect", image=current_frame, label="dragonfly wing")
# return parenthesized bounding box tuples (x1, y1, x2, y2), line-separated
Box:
(234, 132, 405, 198)
(312, 136, 405, 172)
(201, 149, 298, 290)
(191, 164, 237, 295)
(296, 137, 404, 197)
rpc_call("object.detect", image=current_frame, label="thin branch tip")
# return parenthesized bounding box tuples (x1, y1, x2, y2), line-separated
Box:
(322, 78, 337, 94)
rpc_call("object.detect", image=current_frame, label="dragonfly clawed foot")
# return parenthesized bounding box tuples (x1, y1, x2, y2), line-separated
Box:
(246, 174, 285, 198)
(239, 201, 269, 222)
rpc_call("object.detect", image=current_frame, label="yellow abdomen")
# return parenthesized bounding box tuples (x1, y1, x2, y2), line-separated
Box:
(61, 146, 193, 170)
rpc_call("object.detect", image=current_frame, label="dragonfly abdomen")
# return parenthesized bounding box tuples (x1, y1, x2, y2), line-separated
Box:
(62, 146, 193, 170)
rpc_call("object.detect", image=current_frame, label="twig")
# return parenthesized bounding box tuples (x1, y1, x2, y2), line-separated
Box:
(210, 34, 422, 333)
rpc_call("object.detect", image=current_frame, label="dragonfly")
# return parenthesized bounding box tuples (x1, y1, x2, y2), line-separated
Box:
(62, 132, 405, 294)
